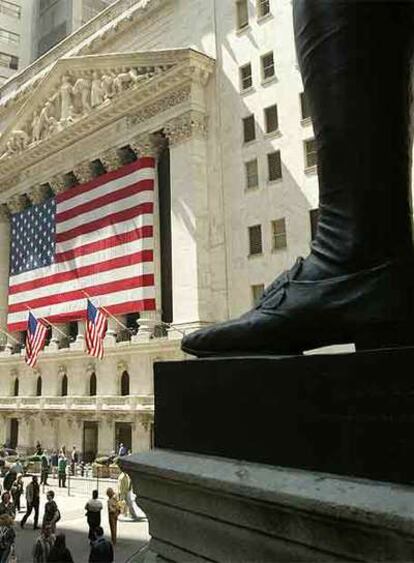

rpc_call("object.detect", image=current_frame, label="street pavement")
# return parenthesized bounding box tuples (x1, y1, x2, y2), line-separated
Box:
(13, 477, 149, 563)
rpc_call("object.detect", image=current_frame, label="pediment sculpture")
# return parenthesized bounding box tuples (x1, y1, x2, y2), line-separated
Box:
(0, 62, 173, 160)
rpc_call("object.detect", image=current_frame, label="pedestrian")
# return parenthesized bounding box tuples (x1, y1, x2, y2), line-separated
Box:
(33, 525, 55, 563)
(70, 446, 78, 476)
(85, 490, 103, 541)
(47, 533, 74, 563)
(3, 469, 16, 492)
(20, 475, 40, 529)
(35, 442, 42, 456)
(11, 474, 24, 512)
(42, 491, 60, 534)
(0, 492, 15, 520)
(88, 526, 113, 563)
(40, 450, 49, 486)
(50, 451, 58, 480)
(118, 443, 128, 457)
(0, 513, 15, 563)
(106, 488, 120, 546)
(117, 470, 131, 517)
(57, 454, 67, 488)
(11, 456, 24, 476)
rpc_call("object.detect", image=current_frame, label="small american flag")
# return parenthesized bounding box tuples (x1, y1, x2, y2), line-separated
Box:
(25, 312, 48, 368)
(85, 299, 107, 359)
(7, 158, 156, 332)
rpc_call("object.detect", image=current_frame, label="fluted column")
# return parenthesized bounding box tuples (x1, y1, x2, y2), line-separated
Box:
(0, 205, 10, 341)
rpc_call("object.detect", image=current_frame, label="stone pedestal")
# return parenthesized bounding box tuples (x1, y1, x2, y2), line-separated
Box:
(121, 348, 414, 561)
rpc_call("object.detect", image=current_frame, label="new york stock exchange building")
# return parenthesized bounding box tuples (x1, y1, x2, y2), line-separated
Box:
(0, 0, 318, 458)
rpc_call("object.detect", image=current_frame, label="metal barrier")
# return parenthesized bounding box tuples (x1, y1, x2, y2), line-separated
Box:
(67, 473, 118, 498)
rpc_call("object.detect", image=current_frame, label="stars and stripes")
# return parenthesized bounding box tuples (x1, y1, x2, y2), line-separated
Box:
(85, 300, 107, 359)
(25, 312, 48, 368)
(7, 158, 156, 332)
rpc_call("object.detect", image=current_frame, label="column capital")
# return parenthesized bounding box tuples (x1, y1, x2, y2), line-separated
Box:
(129, 132, 165, 159)
(72, 161, 95, 184)
(100, 148, 123, 172)
(164, 110, 207, 147)
(49, 175, 67, 195)
(7, 193, 28, 214)
(0, 203, 10, 221)
(27, 184, 50, 205)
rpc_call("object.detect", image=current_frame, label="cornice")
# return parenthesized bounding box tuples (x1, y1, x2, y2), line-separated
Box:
(0, 0, 173, 112)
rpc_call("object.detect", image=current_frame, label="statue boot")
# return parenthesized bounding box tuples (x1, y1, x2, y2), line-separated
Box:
(182, 1, 414, 357)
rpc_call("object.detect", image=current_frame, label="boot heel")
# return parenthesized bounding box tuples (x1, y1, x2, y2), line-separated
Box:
(354, 323, 414, 351)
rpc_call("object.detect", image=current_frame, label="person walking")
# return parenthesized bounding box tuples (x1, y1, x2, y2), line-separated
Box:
(117, 471, 131, 517)
(11, 474, 24, 512)
(33, 525, 55, 563)
(20, 475, 40, 529)
(3, 470, 16, 493)
(70, 446, 78, 476)
(57, 455, 67, 488)
(42, 491, 60, 534)
(47, 533, 74, 563)
(118, 443, 128, 457)
(0, 514, 15, 563)
(0, 492, 15, 520)
(85, 490, 103, 541)
(106, 488, 120, 546)
(88, 526, 113, 563)
(50, 451, 58, 480)
(40, 451, 50, 487)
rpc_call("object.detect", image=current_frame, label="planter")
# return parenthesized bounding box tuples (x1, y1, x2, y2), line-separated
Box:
(26, 461, 41, 474)
(92, 464, 109, 478)
(109, 465, 120, 479)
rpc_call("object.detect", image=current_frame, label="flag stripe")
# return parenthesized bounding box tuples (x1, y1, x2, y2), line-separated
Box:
(55, 202, 153, 243)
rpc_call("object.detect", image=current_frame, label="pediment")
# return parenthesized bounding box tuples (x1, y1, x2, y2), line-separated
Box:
(0, 49, 213, 165)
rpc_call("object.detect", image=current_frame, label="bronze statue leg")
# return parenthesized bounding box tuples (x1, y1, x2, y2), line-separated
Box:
(182, 1, 414, 357)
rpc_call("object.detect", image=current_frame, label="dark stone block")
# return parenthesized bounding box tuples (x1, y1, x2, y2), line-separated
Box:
(154, 348, 414, 485)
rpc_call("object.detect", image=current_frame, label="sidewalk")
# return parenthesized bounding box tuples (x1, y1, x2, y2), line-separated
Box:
(14, 482, 149, 563)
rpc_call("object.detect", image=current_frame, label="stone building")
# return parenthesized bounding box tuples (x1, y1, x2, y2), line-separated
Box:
(0, 0, 319, 458)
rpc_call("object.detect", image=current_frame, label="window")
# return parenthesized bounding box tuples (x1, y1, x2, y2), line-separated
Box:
(264, 104, 279, 134)
(252, 284, 265, 306)
(257, 0, 270, 18)
(271, 218, 287, 250)
(268, 151, 282, 181)
(13, 378, 19, 397)
(89, 373, 97, 396)
(36, 376, 42, 397)
(304, 138, 318, 168)
(243, 115, 256, 143)
(0, 1, 21, 19)
(310, 208, 319, 241)
(61, 374, 68, 397)
(121, 371, 130, 396)
(261, 52, 275, 81)
(245, 159, 259, 189)
(300, 92, 311, 121)
(240, 63, 252, 91)
(248, 225, 263, 255)
(0, 51, 18, 70)
(236, 0, 249, 30)
(0, 28, 19, 45)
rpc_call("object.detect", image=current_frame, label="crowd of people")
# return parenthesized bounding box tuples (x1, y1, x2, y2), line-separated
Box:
(0, 442, 131, 562)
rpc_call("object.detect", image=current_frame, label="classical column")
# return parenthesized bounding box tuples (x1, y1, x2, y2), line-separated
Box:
(135, 412, 154, 452)
(72, 161, 95, 184)
(164, 111, 212, 329)
(128, 133, 164, 327)
(0, 414, 8, 446)
(18, 415, 33, 454)
(27, 184, 50, 206)
(97, 417, 115, 457)
(0, 205, 10, 343)
(101, 148, 123, 172)
(49, 175, 67, 195)
(70, 320, 86, 351)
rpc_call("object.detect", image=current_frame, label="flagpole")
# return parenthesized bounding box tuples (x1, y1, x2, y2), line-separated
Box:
(24, 306, 69, 340)
(0, 326, 20, 344)
(81, 290, 131, 333)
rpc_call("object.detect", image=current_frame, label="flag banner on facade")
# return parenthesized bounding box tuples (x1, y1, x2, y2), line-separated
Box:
(85, 299, 107, 359)
(25, 311, 48, 368)
(7, 158, 156, 332)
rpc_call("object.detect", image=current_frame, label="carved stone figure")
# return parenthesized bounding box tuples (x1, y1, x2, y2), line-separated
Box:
(10, 129, 29, 151)
(73, 75, 91, 114)
(101, 72, 114, 100)
(60, 74, 74, 121)
(113, 67, 132, 95)
(181, 1, 414, 357)
(91, 71, 105, 107)
(31, 111, 41, 143)
(39, 100, 53, 139)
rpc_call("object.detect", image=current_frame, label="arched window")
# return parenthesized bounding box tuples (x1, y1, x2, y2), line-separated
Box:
(13, 378, 19, 397)
(61, 374, 68, 397)
(121, 371, 130, 396)
(36, 376, 42, 397)
(89, 372, 97, 396)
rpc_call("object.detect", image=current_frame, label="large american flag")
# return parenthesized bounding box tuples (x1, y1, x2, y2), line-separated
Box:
(7, 158, 156, 332)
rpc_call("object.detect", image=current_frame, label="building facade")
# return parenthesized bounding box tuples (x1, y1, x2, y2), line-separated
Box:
(0, 0, 319, 458)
